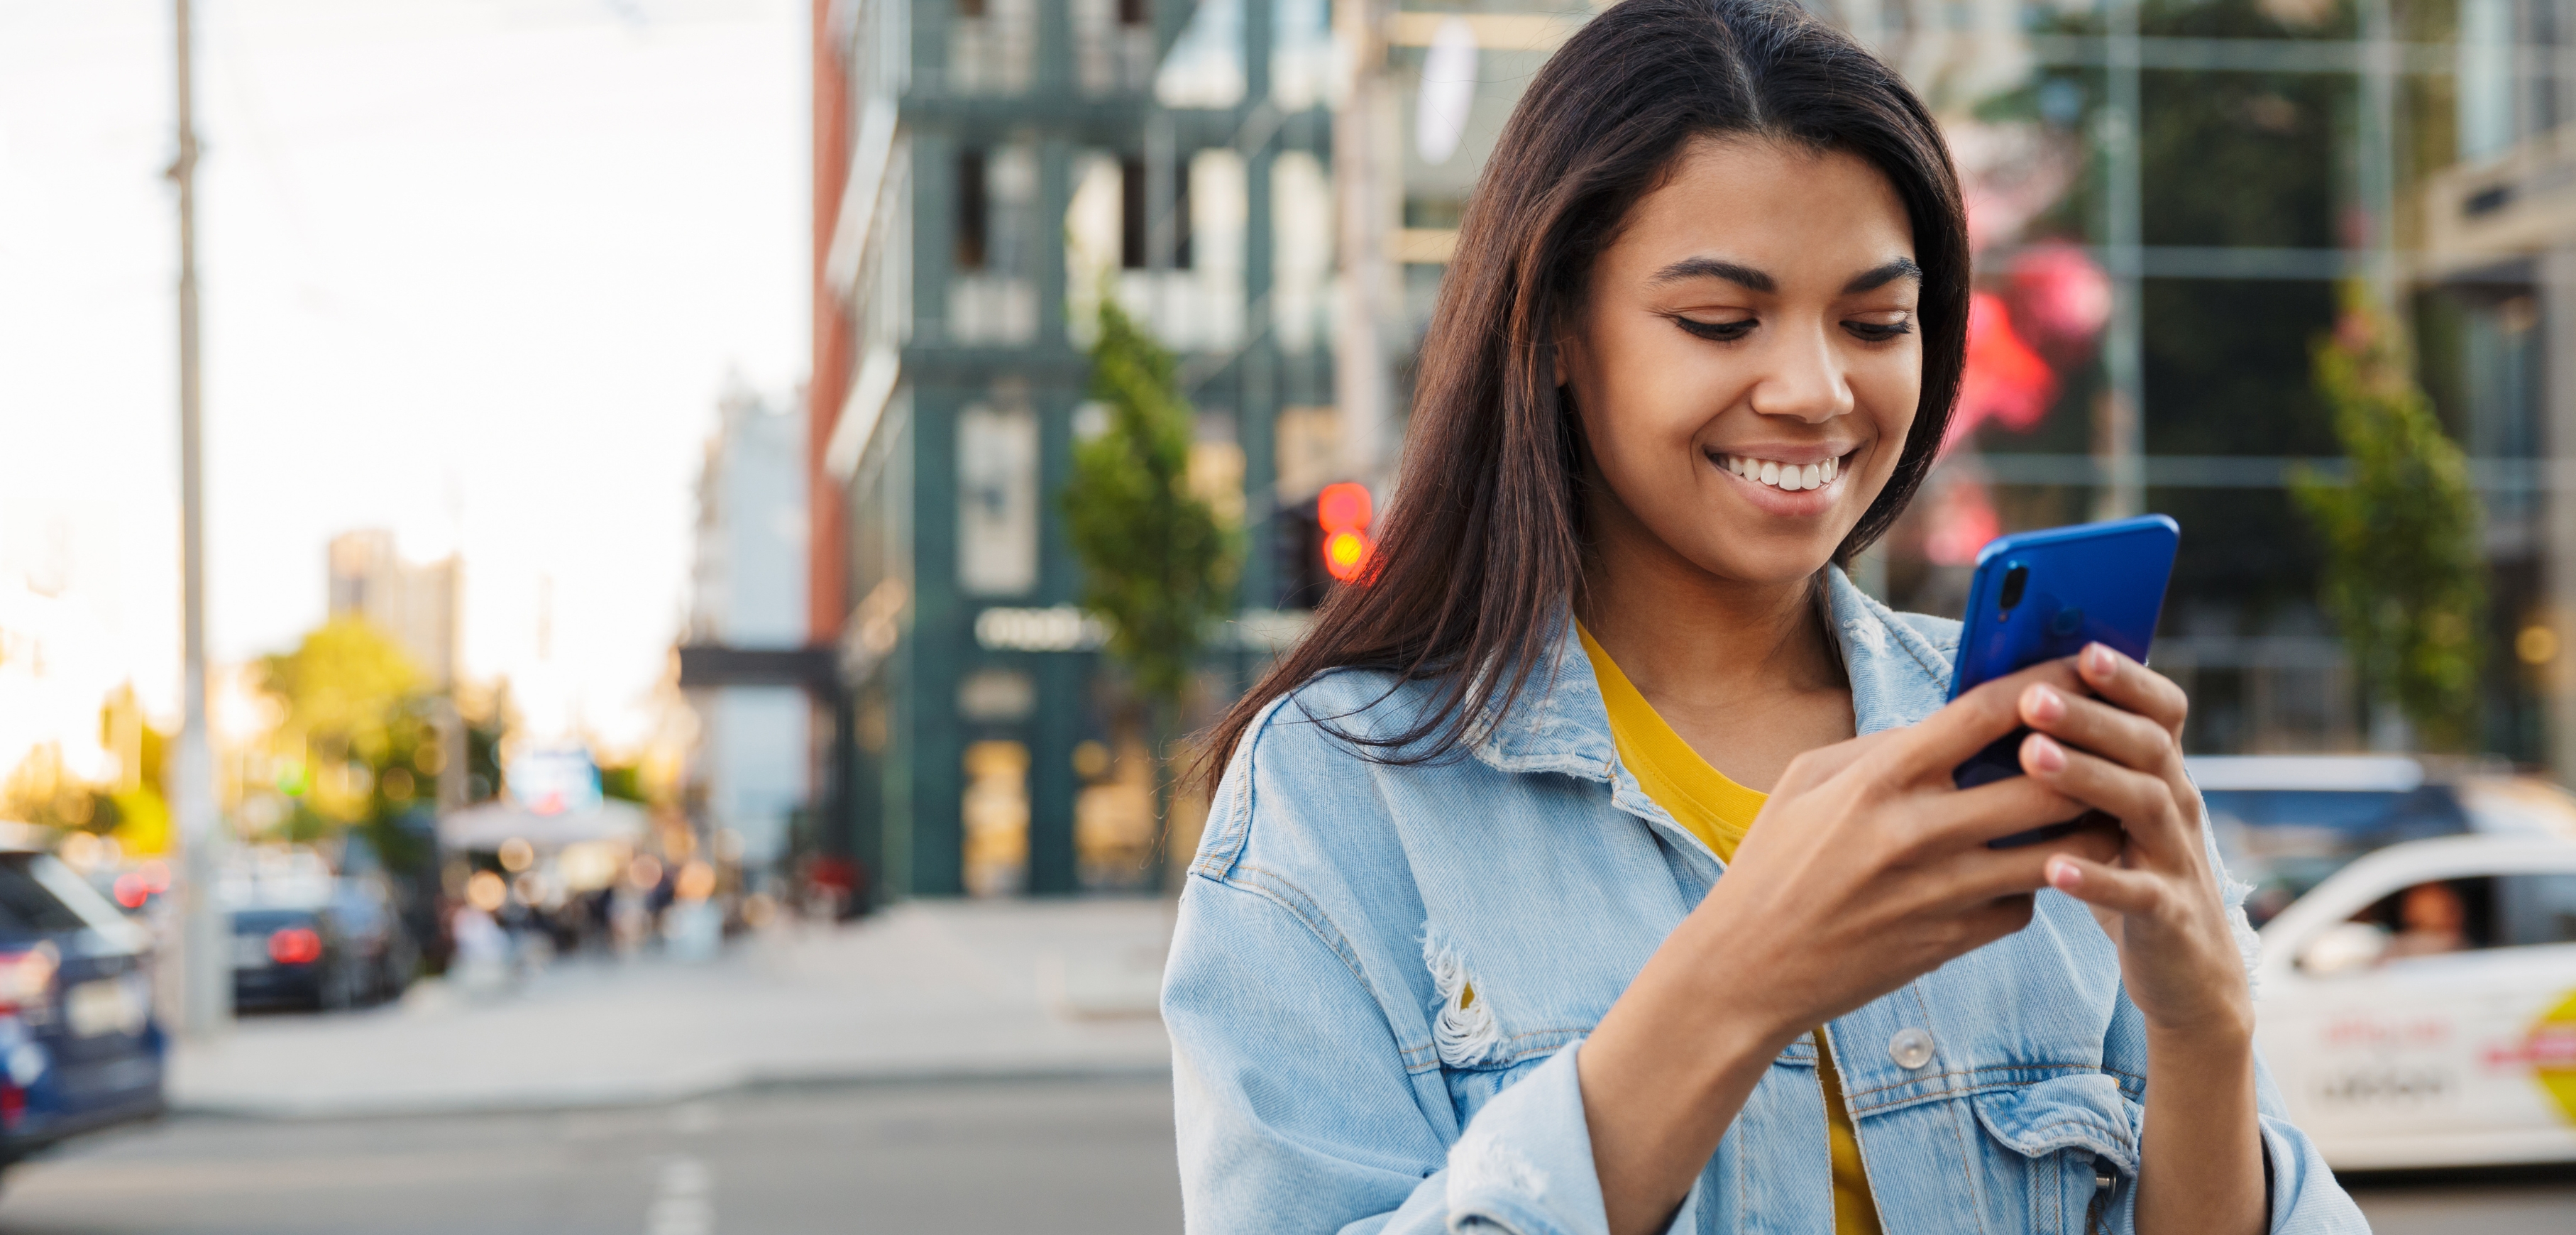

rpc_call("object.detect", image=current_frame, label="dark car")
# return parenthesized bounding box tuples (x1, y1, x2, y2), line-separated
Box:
(227, 849, 410, 1011)
(0, 846, 165, 1169)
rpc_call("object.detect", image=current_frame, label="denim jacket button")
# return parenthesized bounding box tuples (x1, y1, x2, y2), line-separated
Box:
(1887, 1026, 1934, 1070)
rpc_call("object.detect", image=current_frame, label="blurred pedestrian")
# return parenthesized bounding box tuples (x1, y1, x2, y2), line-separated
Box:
(1160, 2, 2364, 1233)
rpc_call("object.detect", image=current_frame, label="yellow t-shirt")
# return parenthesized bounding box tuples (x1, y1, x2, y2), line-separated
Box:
(1578, 622, 1884, 1235)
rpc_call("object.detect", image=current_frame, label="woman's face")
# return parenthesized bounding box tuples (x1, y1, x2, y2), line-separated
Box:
(1561, 136, 1922, 589)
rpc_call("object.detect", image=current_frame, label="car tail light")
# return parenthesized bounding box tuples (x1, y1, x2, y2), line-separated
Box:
(0, 947, 58, 1010)
(1, 1082, 23, 1131)
(268, 928, 323, 966)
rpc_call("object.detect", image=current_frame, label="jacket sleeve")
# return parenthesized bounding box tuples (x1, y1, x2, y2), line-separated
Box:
(2097, 818, 2369, 1234)
(1165, 872, 1701, 1235)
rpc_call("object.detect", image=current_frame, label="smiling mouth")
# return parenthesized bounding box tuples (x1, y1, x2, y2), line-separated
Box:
(1712, 451, 1849, 493)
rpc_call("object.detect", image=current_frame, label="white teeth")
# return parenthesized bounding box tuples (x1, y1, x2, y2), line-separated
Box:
(1722, 454, 1843, 493)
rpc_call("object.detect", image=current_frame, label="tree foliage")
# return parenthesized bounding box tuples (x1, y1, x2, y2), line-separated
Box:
(2291, 285, 2484, 751)
(257, 619, 444, 848)
(1060, 300, 1242, 713)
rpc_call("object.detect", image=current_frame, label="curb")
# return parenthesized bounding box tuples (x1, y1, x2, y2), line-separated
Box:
(166, 1055, 1175, 1121)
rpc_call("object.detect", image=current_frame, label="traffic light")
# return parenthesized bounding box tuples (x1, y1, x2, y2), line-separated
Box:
(1316, 482, 1373, 583)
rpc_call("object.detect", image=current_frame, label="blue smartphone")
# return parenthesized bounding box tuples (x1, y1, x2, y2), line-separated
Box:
(1946, 515, 2181, 840)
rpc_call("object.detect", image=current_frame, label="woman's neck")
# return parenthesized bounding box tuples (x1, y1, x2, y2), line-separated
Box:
(1579, 533, 1842, 716)
(1570, 473, 1853, 794)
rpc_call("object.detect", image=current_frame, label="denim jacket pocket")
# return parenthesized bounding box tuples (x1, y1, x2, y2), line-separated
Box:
(1969, 1073, 2142, 1235)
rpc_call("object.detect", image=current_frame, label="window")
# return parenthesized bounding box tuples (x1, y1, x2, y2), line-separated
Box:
(2304, 871, 2576, 973)
(957, 395, 1038, 595)
(1118, 157, 1191, 270)
(956, 149, 989, 272)
(2498, 873, 2576, 948)
(0, 856, 97, 935)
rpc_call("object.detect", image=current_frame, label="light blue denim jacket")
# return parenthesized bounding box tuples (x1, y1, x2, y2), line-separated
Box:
(1163, 569, 2366, 1234)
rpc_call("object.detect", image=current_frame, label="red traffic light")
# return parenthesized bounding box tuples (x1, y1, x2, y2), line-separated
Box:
(1315, 483, 1374, 583)
(1316, 482, 1372, 533)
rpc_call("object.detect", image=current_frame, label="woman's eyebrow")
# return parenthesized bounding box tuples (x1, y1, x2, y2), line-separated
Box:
(1842, 258, 1922, 292)
(1646, 256, 1773, 292)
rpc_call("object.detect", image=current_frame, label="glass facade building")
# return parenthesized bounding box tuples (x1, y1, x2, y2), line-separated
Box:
(812, 0, 2576, 899)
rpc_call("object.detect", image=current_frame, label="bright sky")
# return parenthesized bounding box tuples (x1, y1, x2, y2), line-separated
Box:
(0, 0, 805, 752)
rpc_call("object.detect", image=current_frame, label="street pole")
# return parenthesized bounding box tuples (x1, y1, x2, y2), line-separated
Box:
(1333, 0, 1393, 493)
(2092, 0, 2144, 523)
(171, 0, 230, 1039)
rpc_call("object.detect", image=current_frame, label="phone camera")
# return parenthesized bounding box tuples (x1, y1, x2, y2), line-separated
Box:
(1998, 563, 2029, 612)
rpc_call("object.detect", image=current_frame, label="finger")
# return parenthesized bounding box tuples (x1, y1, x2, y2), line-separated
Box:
(1890, 659, 2088, 775)
(1952, 895, 2040, 953)
(2019, 683, 2179, 776)
(2042, 852, 2168, 918)
(1918, 826, 2124, 909)
(2020, 734, 2193, 859)
(2075, 643, 2188, 735)
(1907, 772, 2089, 852)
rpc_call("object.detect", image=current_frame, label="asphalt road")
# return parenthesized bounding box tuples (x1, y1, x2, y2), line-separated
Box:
(0, 1077, 2564, 1234)
(0, 1080, 1184, 1235)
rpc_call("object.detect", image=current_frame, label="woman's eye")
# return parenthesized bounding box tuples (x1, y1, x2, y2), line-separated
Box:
(1844, 317, 1913, 342)
(1673, 315, 1756, 341)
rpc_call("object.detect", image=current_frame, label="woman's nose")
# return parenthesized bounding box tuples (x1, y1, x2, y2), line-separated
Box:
(1746, 329, 1852, 424)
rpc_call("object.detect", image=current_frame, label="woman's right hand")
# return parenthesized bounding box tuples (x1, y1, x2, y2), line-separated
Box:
(1693, 657, 2125, 1043)
(1579, 659, 2123, 1235)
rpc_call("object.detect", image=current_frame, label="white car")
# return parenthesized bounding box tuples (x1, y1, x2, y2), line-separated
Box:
(2250, 833, 2576, 1169)
(2191, 754, 2576, 929)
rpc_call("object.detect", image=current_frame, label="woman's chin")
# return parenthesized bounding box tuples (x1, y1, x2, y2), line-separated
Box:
(1683, 537, 1849, 591)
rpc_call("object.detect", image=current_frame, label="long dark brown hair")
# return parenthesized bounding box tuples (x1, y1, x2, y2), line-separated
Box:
(1203, 0, 1969, 785)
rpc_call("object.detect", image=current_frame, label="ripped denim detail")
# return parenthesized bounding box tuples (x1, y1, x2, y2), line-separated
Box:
(1423, 925, 1505, 1069)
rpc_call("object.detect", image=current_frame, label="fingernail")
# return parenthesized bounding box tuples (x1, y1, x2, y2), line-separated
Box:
(2047, 858, 2082, 890)
(2084, 644, 2116, 676)
(2025, 684, 2064, 723)
(2024, 732, 2066, 773)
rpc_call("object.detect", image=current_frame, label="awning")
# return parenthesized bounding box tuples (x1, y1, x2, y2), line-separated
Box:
(437, 800, 650, 852)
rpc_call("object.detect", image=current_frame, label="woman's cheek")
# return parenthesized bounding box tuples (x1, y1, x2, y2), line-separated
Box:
(1854, 354, 1920, 441)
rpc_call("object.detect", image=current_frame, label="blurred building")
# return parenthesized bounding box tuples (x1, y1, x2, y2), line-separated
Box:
(807, 0, 1334, 899)
(804, 0, 2576, 899)
(680, 384, 812, 875)
(326, 530, 459, 690)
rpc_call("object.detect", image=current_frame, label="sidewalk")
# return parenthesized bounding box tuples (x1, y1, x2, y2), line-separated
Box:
(169, 899, 1177, 1119)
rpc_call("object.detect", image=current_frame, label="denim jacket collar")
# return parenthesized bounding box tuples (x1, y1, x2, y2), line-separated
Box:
(1470, 566, 1958, 782)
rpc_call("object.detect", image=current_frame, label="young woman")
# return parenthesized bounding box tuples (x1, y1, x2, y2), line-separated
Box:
(1162, 1, 2365, 1233)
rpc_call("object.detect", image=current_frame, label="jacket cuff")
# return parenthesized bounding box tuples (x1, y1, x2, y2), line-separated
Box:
(1443, 1038, 1702, 1235)
(2257, 1112, 2371, 1233)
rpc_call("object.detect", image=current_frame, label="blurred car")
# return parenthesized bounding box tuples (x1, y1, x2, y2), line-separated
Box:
(226, 849, 411, 1011)
(2252, 834, 2576, 1169)
(0, 843, 165, 1170)
(2189, 755, 2576, 926)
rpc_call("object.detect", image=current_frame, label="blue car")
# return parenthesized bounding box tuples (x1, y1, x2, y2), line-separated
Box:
(0, 845, 165, 1169)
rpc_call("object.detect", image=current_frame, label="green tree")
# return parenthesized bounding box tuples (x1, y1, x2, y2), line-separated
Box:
(2291, 284, 2484, 751)
(257, 618, 444, 866)
(1061, 300, 1243, 871)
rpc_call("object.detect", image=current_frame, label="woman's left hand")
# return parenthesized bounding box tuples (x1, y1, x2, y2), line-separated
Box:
(2015, 643, 2252, 1042)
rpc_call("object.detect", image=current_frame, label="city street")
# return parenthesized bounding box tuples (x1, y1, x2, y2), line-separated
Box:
(0, 1077, 2567, 1233)
(0, 1079, 1183, 1235)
